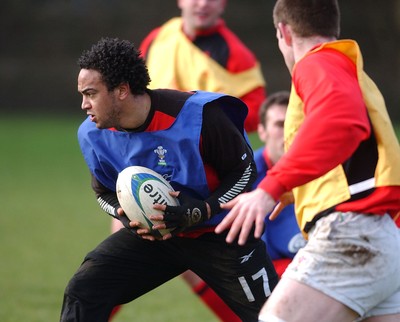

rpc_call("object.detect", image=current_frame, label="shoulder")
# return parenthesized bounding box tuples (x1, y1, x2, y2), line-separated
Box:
(295, 47, 356, 81)
(204, 93, 248, 129)
(139, 18, 181, 57)
(293, 47, 357, 100)
(217, 22, 253, 54)
(253, 147, 266, 166)
(139, 27, 161, 57)
(149, 89, 193, 118)
(216, 21, 259, 70)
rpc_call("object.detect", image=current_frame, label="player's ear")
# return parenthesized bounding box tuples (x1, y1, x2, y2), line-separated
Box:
(257, 123, 267, 143)
(278, 22, 292, 47)
(177, 0, 183, 10)
(116, 83, 130, 100)
(221, 0, 227, 11)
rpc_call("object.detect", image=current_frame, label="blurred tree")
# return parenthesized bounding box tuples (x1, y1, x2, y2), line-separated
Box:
(0, 0, 398, 121)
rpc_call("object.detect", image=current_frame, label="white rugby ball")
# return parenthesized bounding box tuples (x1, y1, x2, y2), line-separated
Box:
(116, 166, 179, 237)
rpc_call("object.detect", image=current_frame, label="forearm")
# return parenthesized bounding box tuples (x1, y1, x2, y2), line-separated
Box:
(206, 161, 256, 215)
(201, 104, 257, 215)
(91, 173, 120, 218)
(91, 174, 135, 230)
(97, 191, 120, 218)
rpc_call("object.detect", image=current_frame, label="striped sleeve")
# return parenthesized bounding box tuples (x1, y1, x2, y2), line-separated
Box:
(91, 174, 120, 218)
(201, 103, 257, 215)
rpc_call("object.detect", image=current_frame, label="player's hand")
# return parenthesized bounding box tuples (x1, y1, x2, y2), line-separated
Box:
(116, 208, 161, 241)
(215, 189, 276, 245)
(151, 191, 209, 236)
(269, 191, 294, 221)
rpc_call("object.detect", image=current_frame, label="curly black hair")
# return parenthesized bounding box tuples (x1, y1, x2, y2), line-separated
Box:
(77, 37, 151, 95)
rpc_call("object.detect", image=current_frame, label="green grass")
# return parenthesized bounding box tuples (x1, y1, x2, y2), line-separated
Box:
(1, 117, 398, 322)
(0, 117, 218, 322)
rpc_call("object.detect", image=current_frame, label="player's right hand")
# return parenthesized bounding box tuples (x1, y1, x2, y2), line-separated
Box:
(116, 208, 161, 241)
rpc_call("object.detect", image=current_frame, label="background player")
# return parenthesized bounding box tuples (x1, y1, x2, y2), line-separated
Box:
(139, 0, 266, 133)
(254, 91, 306, 278)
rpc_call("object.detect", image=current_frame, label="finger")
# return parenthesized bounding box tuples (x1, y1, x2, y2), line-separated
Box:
(163, 204, 178, 214)
(149, 214, 164, 221)
(162, 233, 172, 240)
(136, 227, 151, 235)
(168, 190, 180, 198)
(237, 214, 255, 245)
(214, 210, 236, 234)
(219, 204, 247, 242)
(153, 203, 166, 211)
(117, 208, 125, 216)
(269, 202, 284, 221)
(141, 234, 156, 241)
(254, 216, 265, 239)
(152, 223, 167, 230)
(129, 220, 141, 228)
(220, 197, 239, 210)
(225, 212, 246, 244)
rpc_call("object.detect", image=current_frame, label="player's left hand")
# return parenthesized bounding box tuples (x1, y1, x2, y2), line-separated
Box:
(269, 191, 294, 220)
(151, 191, 209, 238)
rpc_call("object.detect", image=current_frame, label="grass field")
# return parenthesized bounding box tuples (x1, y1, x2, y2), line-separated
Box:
(1, 117, 398, 322)
(0, 117, 221, 322)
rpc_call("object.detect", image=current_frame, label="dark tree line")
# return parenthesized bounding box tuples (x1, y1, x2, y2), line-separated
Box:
(0, 0, 398, 121)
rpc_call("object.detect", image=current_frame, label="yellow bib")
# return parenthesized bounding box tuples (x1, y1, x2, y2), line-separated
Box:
(285, 40, 400, 238)
(146, 18, 265, 97)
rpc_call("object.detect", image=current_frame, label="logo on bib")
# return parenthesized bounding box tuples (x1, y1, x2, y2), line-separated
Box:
(154, 146, 167, 166)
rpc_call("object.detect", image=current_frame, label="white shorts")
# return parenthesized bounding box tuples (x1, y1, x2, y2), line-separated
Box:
(283, 212, 400, 319)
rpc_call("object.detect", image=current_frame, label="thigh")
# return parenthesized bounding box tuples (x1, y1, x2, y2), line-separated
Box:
(363, 313, 400, 322)
(183, 232, 278, 322)
(275, 213, 400, 320)
(261, 277, 358, 322)
(362, 251, 400, 320)
(66, 229, 186, 305)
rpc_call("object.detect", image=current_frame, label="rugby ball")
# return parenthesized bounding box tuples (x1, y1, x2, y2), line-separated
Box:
(116, 166, 179, 237)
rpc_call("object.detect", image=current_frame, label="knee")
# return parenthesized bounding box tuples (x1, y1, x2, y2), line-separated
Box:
(64, 260, 99, 300)
(64, 274, 83, 299)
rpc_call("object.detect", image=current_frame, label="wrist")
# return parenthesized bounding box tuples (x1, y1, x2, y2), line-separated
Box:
(258, 176, 286, 201)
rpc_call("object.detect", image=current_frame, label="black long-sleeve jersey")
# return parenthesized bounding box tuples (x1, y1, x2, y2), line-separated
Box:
(92, 89, 256, 226)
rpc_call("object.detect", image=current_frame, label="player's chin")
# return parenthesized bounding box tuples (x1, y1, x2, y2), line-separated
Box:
(94, 119, 111, 130)
(95, 121, 106, 129)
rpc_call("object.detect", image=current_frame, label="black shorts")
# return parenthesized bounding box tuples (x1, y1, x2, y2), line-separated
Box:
(61, 228, 278, 322)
